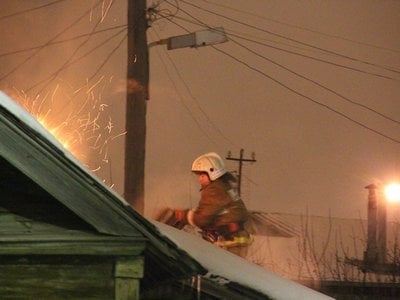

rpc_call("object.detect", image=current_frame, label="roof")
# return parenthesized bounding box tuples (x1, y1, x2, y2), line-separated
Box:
(153, 221, 334, 300)
(0, 91, 333, 299)
(0, 91, 205, 285)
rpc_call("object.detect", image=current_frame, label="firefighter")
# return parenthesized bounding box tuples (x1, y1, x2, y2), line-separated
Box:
(174, 152, 253, 257)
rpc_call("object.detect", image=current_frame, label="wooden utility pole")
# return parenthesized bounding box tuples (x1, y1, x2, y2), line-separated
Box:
(226, 149, 256, 196)
(125, 0, 148, 214)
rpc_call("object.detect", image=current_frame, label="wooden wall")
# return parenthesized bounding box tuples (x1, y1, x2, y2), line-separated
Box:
(0, 255, 143, 300)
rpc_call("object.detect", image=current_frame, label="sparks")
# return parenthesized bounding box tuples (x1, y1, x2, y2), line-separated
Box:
(9, 78, 125, 188)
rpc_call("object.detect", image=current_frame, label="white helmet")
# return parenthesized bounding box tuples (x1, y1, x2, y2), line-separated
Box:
(191, 152, 227, 181)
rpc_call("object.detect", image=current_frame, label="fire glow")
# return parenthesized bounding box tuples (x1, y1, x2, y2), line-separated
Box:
(11, 78, 125, 180)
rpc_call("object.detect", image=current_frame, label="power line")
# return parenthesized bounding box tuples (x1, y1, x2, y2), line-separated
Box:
(0, 25, 127, 58)
(25, 27, 126, 93)
(0, 0, 104, 84)
(196, 0, 400, 55)
(210, 45, 400, 145)
(148, 0, 180, 24)
(87, 32, 127, 82)
(148, 30, 219, 147)
(163, 12, 398, 81)
(227, 32, 398, 81)
(149, 27, 237, 147)
(158, 5, 400, 126)
(0, 0, 68, 22)
(153, 12, 400, 145)
(29, 23, 103, 94)
(26, 0, 117, 94)
(149, 5, 236, 146)
(227, 36, 400, 126)
(157, 12, 341, 59)
(158, 2, 400, 78)
(176, 0, 400, 76)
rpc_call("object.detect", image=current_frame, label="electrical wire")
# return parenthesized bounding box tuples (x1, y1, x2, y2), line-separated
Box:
(26, 1, 110, 94)
(27, 20, 125, 149)
(228, 32, 398, 80)
(159, 6, 400, 127)
(163, 12, 398, 81)
(150, 4, 237, 147)
(148, 0, 179, 24)
(158, 12, 348, 60)
(228, 37, 400, 126)
(0, 25, 127, 58)
(196, 0, 400, 55)
(0, 0, 104, 83)
(148, 30, 219, 147)
(0, 0, 68, 22)
(149, 27, 237, 147)
(210, 45, 400, 144)
(25, 27, 126, 93)
(87, 32, 126, 82)
(176, 0, 400, 76)
(153, 9, 400, 145)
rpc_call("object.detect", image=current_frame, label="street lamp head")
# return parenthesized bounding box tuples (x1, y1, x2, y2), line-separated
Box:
(166, 27, 228, 50)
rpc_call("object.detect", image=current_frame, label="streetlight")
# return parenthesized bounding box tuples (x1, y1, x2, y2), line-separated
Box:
(148, 27, 228, 50)
(364, 182, 400, 265)
(346, 182, 400, 274)
(384, 183, 400, 203)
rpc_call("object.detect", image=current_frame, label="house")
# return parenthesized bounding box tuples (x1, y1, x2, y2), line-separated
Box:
(0, 91, 205, 299)
(0, 91, 332, 299)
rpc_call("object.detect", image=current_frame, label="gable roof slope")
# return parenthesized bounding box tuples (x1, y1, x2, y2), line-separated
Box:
(0, 91, 205, 283)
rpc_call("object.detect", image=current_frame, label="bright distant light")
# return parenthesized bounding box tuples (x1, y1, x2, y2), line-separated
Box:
(384, 183, 400, 203)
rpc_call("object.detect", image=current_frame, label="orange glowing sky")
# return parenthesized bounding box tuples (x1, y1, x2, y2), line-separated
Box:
(1, 0, 399, 220)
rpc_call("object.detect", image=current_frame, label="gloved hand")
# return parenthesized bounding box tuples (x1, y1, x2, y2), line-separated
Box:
(170, 209, 189, 229)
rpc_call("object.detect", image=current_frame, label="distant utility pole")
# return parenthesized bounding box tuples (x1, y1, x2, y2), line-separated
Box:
(124, 0, 148, 214)
(226, 149, 256, 196)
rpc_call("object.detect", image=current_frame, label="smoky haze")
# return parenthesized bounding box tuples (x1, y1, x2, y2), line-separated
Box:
(1, 0, 400, 222)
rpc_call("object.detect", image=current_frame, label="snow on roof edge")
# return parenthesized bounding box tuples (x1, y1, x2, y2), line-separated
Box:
(152, 221, 334, 300)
